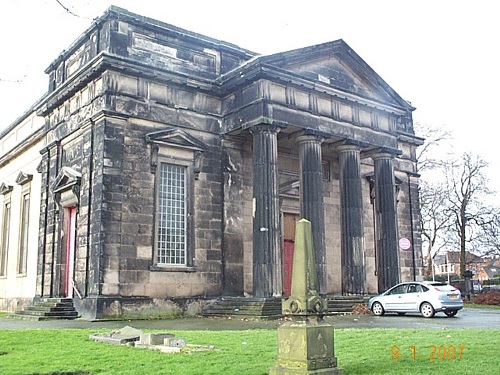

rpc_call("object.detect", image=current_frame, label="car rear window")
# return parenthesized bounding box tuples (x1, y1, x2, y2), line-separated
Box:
(429, 283, 457, 292)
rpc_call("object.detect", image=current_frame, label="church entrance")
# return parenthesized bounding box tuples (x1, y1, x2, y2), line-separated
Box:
(60, 206, 77, 297)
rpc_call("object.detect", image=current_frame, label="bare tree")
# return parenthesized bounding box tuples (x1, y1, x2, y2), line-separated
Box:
(444, 153, 497, 276)
(416, 123, 500, 277)
(475, 211, 500, 257)
(419, 179, 452, 276)
(415, 123, 451, 173)
(415, 123, 453, 275)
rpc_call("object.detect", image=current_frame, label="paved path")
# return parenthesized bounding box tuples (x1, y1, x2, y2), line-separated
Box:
(1, 308, 498, 331)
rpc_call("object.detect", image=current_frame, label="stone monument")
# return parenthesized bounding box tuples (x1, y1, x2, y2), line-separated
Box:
(270, 219, 343, 374)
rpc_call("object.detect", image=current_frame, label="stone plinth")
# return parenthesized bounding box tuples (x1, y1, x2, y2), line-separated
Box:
(270, 317, 343, 375)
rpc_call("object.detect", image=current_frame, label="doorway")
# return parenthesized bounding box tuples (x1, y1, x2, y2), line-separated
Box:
(60, 206, 77, 297)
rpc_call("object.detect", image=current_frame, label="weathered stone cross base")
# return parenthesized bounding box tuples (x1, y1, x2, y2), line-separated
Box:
(270, 317, 344, 374)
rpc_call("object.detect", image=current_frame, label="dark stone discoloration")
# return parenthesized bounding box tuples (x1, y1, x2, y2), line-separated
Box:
(373, 152, 400, 293)
(250, 125, 283, 297)
(338, 144, 366, 295)
(297, 134, 327, 295)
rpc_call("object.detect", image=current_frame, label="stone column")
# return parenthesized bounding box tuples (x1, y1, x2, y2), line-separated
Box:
(249, 124, 283, 297)
(372, 150, 400, 293)
(297, 132, 326, 295)
(338, 142, 366, 295)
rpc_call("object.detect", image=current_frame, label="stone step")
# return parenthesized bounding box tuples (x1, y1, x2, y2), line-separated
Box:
(7, 297, 80, 320)
(203, 298, 283, 319)
(40, 297, 74, 303)
(24, 304, 75, 311)
(203, 296, 370, 318)
(34, 301, 75, 308)
(14, 309, 79, 317)
(6, 313, 78, 321)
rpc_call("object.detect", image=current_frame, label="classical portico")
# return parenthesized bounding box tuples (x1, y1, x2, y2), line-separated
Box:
(223, 39, 423, 297)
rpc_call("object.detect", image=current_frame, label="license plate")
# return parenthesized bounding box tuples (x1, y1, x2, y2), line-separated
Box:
(448, 294, 458, 299)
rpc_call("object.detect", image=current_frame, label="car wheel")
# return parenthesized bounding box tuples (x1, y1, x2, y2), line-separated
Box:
(420, 302, 435, 318)
(372, 302, 385, 316)
(444, 310, 458, 317)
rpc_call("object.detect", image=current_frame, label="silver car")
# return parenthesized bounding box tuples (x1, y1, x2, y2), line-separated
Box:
(368, 281, 463, 318)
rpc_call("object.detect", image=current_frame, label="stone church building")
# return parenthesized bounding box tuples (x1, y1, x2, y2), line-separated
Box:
(0, 7, 423, 319)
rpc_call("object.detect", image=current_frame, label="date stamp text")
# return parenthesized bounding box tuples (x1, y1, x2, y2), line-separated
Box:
(391, 345, 464, 361)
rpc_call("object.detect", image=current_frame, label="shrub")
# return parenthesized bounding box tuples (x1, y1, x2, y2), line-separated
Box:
(472, 291, 500, 305)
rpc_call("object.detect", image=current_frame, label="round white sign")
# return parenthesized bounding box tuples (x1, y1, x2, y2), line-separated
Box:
(399, 237, 411, 250)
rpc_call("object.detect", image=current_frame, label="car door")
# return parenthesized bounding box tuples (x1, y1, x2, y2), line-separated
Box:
(383, 284, 408, 312)
(400, 283, 422, 312)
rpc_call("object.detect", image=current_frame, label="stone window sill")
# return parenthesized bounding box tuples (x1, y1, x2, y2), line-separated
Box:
(149, 265, 196, 272)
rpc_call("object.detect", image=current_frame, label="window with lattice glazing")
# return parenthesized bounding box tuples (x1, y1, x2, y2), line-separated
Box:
(157, 163, 187, 266)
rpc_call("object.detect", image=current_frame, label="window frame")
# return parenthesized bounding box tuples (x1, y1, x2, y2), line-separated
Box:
(17, 189, 30, 275)
(151, 156, 195, 271)
(0, 194, 12, 277)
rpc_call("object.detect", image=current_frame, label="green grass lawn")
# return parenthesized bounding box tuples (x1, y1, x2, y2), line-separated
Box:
(464, 303, 500, 309)
(0, 328, 498, 375)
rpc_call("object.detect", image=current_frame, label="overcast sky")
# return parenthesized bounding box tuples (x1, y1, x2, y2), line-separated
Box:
(1, 0, 498, 193)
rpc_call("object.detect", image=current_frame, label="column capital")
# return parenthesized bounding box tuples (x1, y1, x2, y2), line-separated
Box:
(363, 146, 402, 160)
(333, 138, 369, 153)
(245, 117, 287, 134)
(292, 128, 330, 144)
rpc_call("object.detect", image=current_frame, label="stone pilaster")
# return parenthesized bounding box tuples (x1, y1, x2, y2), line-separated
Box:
(297, 132, 327, 295)
(37, 140, 61, 298)
(249, 124, 283, 297)
(372, 150, 400, 292)
(221, 135, 246, 295)
(338, 142, 366, 295)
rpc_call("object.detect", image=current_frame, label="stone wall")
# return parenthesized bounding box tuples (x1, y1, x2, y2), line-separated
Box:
(0, 112, 43, 311)
(1, 6, 424, 317)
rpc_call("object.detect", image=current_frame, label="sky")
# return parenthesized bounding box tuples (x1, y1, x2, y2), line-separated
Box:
(1, 0, 499, 195)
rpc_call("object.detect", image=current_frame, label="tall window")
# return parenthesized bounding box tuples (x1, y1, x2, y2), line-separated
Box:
(157, 163, 187, 266)
(0, 200, 11, 277)
(17, 192, 30, 274)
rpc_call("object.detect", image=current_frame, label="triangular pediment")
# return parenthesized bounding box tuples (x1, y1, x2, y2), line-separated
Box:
(261, 40, 411, 109)
(145, 129, 208, 151)
(0, 183, 13, 195)
(52, 167, 81, 193)
(15, 172, 33, 185)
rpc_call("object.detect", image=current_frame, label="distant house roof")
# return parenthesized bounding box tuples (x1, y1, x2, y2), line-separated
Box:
(482, 265, 500, 280)
(434, 251, 485, 266)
